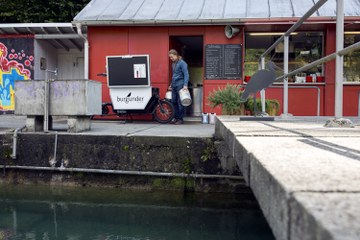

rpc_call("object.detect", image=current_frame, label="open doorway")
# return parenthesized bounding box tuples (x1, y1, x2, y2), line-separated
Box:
(169, 36, 203, 116)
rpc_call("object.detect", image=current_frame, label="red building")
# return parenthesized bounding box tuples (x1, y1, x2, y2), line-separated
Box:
(73, 0, 360, 117)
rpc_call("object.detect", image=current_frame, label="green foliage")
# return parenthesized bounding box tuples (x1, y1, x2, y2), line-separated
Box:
(152, 178, 185, 190)
(201, 140, 215, 162)
(122, 145, 130, 151)
(0, 0, 90, 23)
(3, 148, 11, 159)
(246, 98, 280, 116)
(207, 84, 245, 115)
(182, 158, 192, 174)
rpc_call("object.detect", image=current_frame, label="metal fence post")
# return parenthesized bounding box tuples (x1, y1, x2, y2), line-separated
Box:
(260, 57, 266, 113)
(283, 35, 290, 116)
(335, 0, 344, 118)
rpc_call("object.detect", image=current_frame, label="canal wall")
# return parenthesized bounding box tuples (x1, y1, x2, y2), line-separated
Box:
(0, 132, 245, 192)
(215, 116, 360, 240)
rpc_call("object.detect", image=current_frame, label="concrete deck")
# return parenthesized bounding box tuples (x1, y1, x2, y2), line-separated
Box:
(0, 114, 215, 137)
(215, 116, 360, 240)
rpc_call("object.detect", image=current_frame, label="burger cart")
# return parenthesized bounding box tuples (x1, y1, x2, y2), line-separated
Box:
(101, 55, 175, 123)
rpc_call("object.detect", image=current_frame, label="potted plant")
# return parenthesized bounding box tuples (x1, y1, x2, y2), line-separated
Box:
(207, 84, 246, 115)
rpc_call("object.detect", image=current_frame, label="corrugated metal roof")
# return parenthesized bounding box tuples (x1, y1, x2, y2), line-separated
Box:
(74, 0, 360, 25)
(0, 23, 85, 51)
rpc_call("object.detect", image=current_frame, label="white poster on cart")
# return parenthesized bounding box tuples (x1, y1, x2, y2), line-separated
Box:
(133, 64, 147, 79)
(110, 87, 152, 110)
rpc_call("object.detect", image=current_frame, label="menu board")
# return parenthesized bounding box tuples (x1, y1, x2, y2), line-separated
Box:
(205, 44, 242, 80)
(107, 55, 150, 87)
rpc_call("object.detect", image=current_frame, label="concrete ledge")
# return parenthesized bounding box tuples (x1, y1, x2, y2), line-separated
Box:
(289, 192, 360, 240)
(0, 133, 238, 176)
(215, 116, 360, 240)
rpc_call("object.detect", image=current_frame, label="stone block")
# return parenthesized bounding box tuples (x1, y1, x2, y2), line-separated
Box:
(290, 192, 360, 240)
(15, 79, 101, 116)
(67, 116, 91, 133)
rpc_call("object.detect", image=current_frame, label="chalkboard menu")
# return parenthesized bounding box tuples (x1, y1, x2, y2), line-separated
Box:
(107, 55, 150, 87)
(205, 44, 242, 80)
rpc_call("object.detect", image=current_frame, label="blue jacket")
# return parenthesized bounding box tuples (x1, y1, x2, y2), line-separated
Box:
(171, 59, 189, 88)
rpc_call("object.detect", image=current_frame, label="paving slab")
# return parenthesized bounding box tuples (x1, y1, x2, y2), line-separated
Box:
(215, 116, 360, 240)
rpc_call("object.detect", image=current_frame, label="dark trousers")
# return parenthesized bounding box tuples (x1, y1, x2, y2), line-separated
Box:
(171, 85, 184, 120)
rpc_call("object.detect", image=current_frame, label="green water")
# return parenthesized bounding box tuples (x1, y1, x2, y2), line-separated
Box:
(0, 184, 274, 240)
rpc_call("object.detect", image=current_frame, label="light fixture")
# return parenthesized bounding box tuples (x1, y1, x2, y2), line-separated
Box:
(344, 31, 360, 35)
(248, 32, 298, 36)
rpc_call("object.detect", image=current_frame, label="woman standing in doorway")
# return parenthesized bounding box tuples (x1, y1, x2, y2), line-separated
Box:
(168, 49, 189, 125)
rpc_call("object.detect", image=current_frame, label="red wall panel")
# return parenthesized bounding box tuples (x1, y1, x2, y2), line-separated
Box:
(324, 25, 336, 116)
(88, 27, 129, 102)
(265, 86, 325, 116)
(344, 86, 360, 116)
(203, 26, 244, 114)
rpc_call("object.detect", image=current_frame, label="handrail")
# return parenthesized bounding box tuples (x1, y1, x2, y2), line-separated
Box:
(269, 85, 321, 116)
(276, 40, 360, 81)
(257, 0, 328, 116)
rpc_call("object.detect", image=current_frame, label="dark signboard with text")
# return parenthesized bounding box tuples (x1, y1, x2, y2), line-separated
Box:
(205, 44, 242, 80)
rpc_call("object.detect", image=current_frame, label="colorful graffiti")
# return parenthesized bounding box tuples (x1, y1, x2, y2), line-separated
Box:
(0, 38, 34, 111)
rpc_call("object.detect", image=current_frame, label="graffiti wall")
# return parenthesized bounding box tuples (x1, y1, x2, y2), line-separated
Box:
(0, 37, 34, 111)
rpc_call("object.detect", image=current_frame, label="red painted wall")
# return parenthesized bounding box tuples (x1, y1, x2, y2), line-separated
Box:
(88, 25, 360, 117)
(344, 86, 360, 116)
(89, 27, 129, 103)
(324, 25, 336, 116)
(88, 25, 244, 116)
(264, 85, 325, 116)
(203, 26, 243, 115)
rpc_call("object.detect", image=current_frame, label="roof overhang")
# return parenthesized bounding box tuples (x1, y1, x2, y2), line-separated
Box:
(72, 16, 359, 27)
(0, 23, 85, 51)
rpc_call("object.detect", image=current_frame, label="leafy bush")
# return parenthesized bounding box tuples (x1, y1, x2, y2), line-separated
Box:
(207, 84, 245, 115)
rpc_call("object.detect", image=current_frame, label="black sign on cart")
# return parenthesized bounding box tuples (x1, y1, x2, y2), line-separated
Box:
(107, 55, 150, 87)
(205, 44, 242, 80)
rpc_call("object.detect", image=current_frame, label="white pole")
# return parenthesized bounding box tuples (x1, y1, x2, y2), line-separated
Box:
(76, 23, 89, 79)
(44, 73, 49, 132)
(335, 0, 344, 118)
(84, 40, 89, 79)
(260, 57, 266, 113)
(283, 35, 289, 116)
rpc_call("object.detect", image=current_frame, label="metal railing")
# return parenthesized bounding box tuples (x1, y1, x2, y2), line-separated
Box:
(258, 0, 360, 118)
(259, 0, 328, 116)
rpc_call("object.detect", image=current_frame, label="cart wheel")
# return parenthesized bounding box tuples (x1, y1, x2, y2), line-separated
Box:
(102, 103, 112, 115)
(154, 100, 175, 124)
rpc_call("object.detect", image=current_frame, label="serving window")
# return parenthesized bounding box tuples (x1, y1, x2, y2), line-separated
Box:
(244, 32, 324, 83)
(344, 33, 360, 83)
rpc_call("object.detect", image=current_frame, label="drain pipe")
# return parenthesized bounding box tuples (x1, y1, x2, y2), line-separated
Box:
(11, 126, 26, 159)
(44, 69, 57, 132)
(76, 23, 89, 79)
(0, 165, 244, 180)
(48, 131, 58, 166)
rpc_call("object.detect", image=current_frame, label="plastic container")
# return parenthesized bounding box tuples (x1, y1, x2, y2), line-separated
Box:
(165, 91, 172, 100)
(202, 113, 209, 124)
(306, 76, 313, 83)
(316, 76, 325, 82)
(179, 89, 192, 107)
(209, 113, 216, 124)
